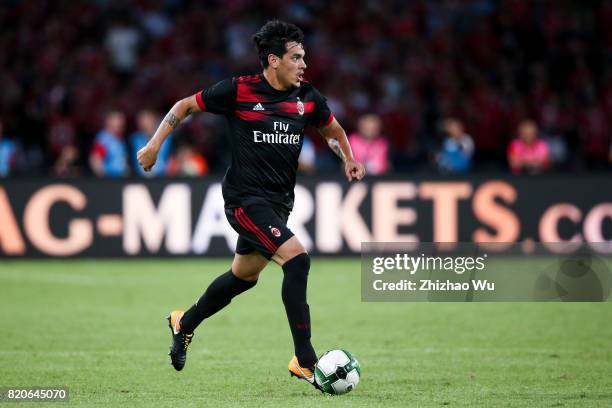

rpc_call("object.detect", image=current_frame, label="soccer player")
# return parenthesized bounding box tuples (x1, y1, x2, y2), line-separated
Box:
(137, 20, 365, 389)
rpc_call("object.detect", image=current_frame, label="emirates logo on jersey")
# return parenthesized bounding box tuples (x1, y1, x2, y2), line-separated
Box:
(297, 98, 304, 116)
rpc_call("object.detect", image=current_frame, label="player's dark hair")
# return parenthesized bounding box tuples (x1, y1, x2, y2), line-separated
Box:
(252, 20, 304, 68)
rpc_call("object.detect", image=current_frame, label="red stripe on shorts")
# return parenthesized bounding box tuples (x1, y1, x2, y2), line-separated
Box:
(234, 208, 277, 254)
(237, 208, 278, 252)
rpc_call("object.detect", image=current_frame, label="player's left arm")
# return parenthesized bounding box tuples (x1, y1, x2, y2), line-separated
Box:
(317, 117, 366, 181)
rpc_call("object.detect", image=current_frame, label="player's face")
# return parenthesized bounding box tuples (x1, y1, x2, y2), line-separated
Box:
(277, 41, 306, 89)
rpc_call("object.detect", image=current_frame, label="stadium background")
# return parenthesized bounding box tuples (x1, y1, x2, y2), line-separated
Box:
(2, 0, 612, 176)
(1, 1, 611, 407)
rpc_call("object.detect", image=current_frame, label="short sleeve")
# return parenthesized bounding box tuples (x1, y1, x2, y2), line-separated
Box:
(308, 87, 334, 128)
(196, 79, 236, 115)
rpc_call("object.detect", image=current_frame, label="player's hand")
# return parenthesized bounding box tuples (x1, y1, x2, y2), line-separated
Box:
(137, 143, 159, 172)
(344, 159, 365, 181)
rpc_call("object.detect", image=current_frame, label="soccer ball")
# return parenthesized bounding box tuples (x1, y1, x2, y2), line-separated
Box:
(314, 349, 361, 395)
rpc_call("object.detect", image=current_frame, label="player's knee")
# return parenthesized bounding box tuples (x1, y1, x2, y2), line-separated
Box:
(231, 268, 261, 283)
(282, 252, 310, 278)
(238, 273, 260, 284)
(274, 236, 306, 265)
(231, 252, 267, 281)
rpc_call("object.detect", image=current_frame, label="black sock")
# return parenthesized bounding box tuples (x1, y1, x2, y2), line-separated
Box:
(180, 270, 257, 333)
(282, 253, 317, 368)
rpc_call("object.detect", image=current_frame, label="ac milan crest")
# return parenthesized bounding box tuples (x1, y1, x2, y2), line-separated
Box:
(270, 227, 281, 237)
(297, 98, 304, 116)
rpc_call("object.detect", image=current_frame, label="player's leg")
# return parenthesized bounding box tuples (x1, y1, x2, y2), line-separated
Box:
(221, 205, 319, 386)
(167, 238, 267, 371)
(180, 250, 267, 333)
(272, 237, 319, 383)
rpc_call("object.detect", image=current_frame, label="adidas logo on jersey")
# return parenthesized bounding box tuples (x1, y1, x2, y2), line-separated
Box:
(253, 103, 265, 111)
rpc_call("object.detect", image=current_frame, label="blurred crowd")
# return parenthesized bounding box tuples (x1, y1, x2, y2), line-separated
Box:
(2, 0, 612, 177)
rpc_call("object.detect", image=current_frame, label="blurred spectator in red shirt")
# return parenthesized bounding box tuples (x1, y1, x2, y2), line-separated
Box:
(436, 118, 474, 174)
(507, 120, 550, 174)
(348, 114, 390, 175)
(167, 144, 209, 177)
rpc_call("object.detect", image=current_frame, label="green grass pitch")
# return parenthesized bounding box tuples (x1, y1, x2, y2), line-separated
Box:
(1, 259, 611, 407)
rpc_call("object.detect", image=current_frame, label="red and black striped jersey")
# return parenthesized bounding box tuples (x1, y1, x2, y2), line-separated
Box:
(196, 74, 333, 210)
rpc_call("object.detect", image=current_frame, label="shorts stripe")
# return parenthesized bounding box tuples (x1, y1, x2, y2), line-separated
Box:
(234, 208, 277, 253)
(235, 208, 277, 253)
(237, 208, 277, 253)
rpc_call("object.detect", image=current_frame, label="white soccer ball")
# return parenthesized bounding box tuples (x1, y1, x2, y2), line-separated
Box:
(314, 349, 361, 395)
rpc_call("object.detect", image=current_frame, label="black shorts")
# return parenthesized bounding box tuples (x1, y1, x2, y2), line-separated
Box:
(225, 204, 294, 259)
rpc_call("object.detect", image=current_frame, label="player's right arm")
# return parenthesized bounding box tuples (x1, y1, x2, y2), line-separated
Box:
(138, 79, 235, 172)
(137, 95, 202, 172)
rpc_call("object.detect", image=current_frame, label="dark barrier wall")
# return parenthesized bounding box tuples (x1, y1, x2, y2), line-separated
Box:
(1, 175, 611, 257)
